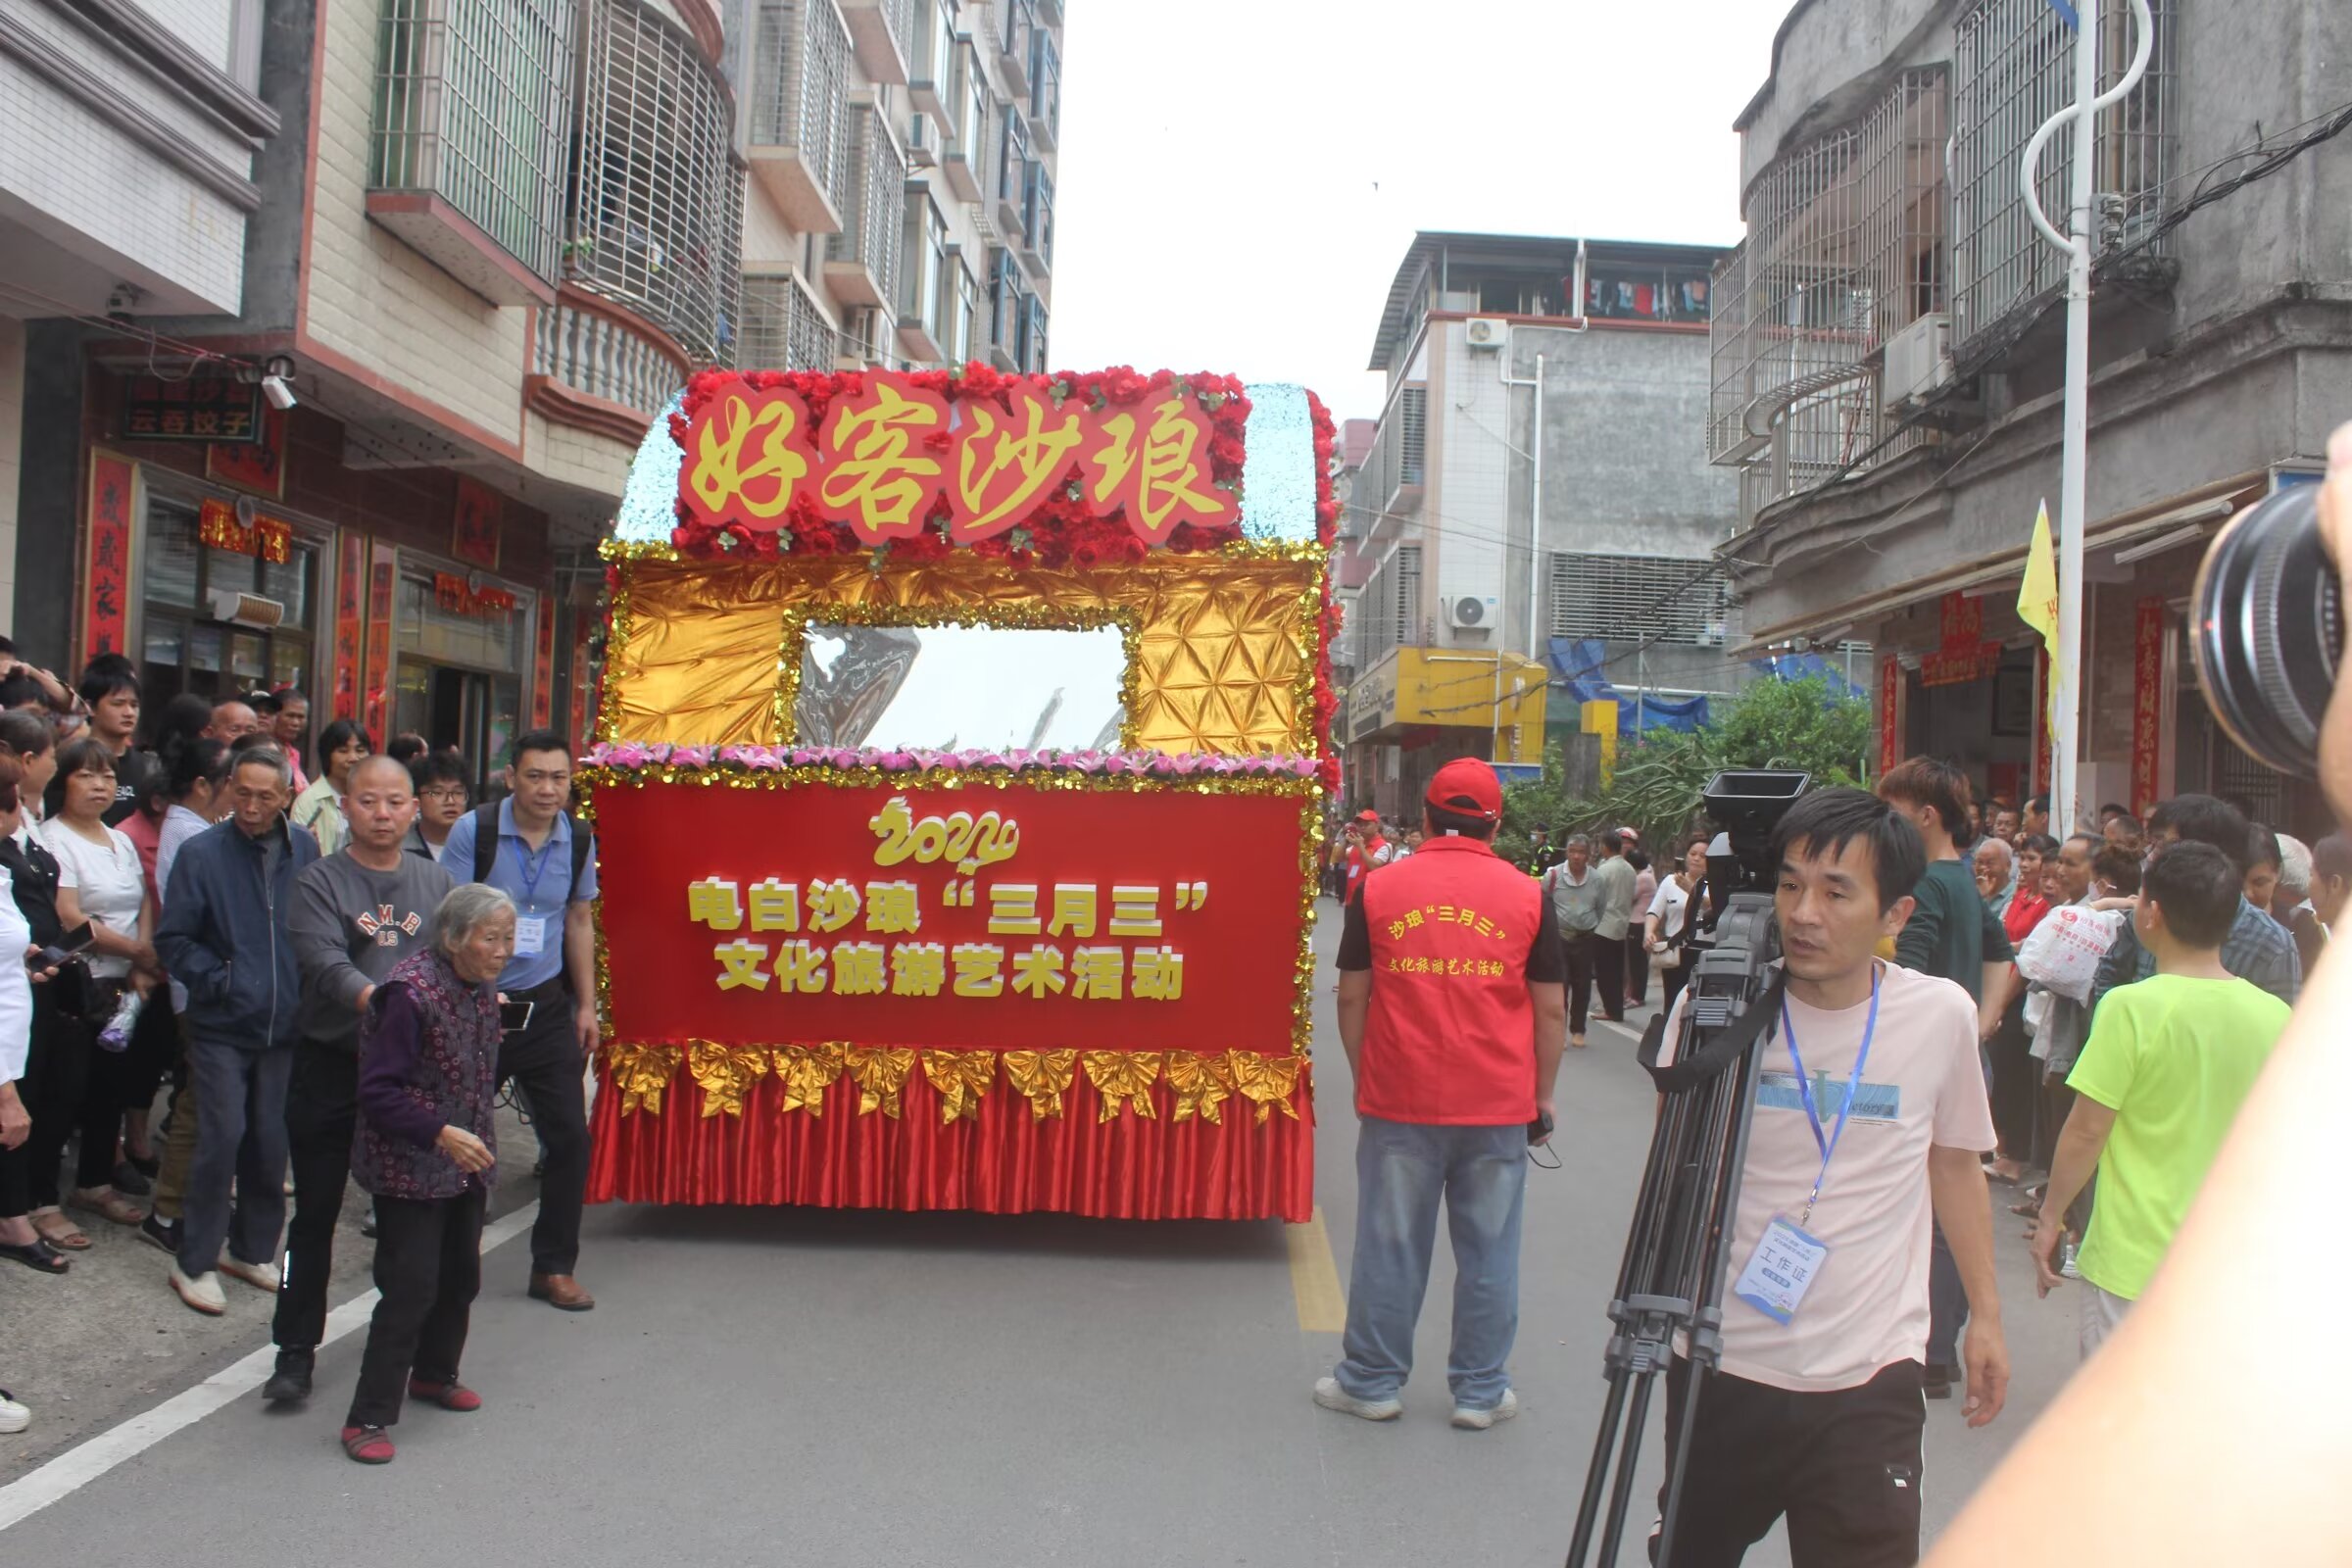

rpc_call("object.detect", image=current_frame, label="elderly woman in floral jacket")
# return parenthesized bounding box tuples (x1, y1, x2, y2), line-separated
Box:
(340, 883, 515, 1465)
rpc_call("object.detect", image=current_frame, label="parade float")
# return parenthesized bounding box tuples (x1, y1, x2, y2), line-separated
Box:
(579, 366, 1339, 1221)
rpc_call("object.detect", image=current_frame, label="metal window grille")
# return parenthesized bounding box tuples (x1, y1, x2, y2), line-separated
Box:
(829, 104, 906, 311)
(1360, 544, 1424, 660)
(738, 272, 836, 369)
(571, 0, 744, 365)
(1952, 0, 2177, 356)
(369, 0, 577, 282)
(1545, 554, 1729, 645)
(753, 0, 851, 195)
(1710, 71, 1948, 494)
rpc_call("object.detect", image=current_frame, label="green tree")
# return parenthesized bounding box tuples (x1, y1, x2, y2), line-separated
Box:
(1496, 676, 1874, 862)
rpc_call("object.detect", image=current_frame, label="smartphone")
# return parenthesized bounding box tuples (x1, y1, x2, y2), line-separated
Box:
(1527, 1108, 1555, 1146)
(499, 1000, 535, 1033)
(33, 921, 94, 968)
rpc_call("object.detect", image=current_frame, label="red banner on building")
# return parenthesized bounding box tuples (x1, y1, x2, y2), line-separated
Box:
(205, 405, 287, 498)
(567, 617, 594, 750)
(197, 498, 292, 564)
(362, 542, 397, 741)
(531, 599, 555, 728)
(1878, 655, 1901, 776)
(2033, 646, 2052, 795)
(595, 779, 1311, 1056)
(81, 453, 134, 664)
(331, 535, 365, 719)
(2132, 598, 2165, 815)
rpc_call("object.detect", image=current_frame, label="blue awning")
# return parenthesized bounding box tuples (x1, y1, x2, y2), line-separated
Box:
(1544, 638, 1711, 735)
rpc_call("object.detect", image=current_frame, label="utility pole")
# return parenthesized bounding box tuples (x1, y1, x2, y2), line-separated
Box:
(2020, 0, 2152, 831)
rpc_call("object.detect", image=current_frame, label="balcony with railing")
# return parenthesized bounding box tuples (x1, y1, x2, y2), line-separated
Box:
(824, 103, 907, 310)
(1028, 26, 1060, 150)
(527, 285, 689, 440)
(368, 0, 577, 307)
(1708, 69, 1947, 511)
(1951, 0, 2177, 359)
(908, 0, 955, 122)
(740, 271, 836, 370)
(566, 0, 743, 366)
(748, 0, 852, 233)
(838, 0, 913, 85)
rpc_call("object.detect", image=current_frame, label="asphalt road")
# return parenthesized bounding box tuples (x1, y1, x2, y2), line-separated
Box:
(0, 904, 2082, 1564)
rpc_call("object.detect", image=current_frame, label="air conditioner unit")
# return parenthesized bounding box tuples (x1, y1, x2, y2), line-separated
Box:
(208, 589, 285, 629)
(1464, 317, 1508, 351)
(1881, 312, 1952, 410)
(1447, 594, 1496, 629)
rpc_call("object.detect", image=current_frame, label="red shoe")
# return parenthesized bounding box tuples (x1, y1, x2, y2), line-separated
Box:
(407, 1378, 482, 1412)
(341, 1425, 396, 1464)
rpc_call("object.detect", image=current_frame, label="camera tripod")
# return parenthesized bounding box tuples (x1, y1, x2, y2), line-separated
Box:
(1562, 893, 1786, 1567)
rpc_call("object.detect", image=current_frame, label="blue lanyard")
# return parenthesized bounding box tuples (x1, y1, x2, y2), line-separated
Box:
(1780, 967, 1881, 1227)
(510, 828, 560, 906)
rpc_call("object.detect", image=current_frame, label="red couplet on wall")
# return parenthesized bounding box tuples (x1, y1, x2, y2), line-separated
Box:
(595, 779, 1311, 1055)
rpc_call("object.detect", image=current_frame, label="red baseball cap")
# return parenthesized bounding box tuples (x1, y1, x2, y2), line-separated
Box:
(1352, 808, 1381, 824)
(1424, 757, 1502, 823)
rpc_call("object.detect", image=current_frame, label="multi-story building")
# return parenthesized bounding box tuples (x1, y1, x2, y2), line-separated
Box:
(1710, 0, 2347, 828)
(5, 0, 1061, 779)
(1341, 230, 1747, 816)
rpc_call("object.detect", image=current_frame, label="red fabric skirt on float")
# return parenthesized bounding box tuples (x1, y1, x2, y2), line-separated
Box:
(585, 1064, 1316, 1222)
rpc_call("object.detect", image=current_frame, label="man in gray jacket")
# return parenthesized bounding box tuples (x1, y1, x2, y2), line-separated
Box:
(264, 755, 453, 1403)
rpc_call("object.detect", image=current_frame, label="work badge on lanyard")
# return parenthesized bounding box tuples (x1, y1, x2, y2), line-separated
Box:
(1733, 970, 1881, 1327)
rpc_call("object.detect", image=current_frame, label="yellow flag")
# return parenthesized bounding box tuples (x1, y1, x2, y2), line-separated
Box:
(2018, 501, 2062, 742)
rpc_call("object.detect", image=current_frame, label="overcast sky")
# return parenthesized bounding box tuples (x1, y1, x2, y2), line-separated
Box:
(1050, 1, 1791, 424)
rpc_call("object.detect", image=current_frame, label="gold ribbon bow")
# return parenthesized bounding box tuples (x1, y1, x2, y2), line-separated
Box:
(605, 1042, 684, 1116)
(845, 1046, 917, 1117)
(1164, 1051, 1234, 1124)
(1002, 1049, 1079, 1120)
(687, 1041, 768, 1118)
(1082, 1051, 1164, 1122)
(771, 1044, 846, 1116)
(1223, 1050, 1302, 1124)
(920, 1049, 996, 1124)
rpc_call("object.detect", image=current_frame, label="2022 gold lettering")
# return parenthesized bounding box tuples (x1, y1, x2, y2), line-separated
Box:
(868, 796, 1021, 873)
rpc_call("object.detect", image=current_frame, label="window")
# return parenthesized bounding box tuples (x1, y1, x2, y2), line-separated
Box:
(956, 253, 980, 364)
(136, 495, 318, 714)
(902, 191, 948, 340)
(1360, 544, 1422, 662)
(1544, 554, 1728, 645)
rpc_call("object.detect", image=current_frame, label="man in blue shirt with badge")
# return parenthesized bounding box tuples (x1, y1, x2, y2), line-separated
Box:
(442, 730, 600, 1311)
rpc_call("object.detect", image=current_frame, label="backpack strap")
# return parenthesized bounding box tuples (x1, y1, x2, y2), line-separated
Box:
(565, 810, 590, 894)
(470, 802, 499, 884)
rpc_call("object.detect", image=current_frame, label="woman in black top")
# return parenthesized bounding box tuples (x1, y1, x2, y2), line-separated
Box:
(0, 745, 78, 1265)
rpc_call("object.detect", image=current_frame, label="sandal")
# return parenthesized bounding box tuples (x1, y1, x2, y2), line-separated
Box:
(2009, 1198, 2041, 1218)
(0, 1237, 70, 1274)
(70, 1187, 145, 1226)
(30, 1209, 90, 1250)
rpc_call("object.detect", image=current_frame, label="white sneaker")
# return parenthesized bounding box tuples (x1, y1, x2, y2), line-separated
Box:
(0, 1391, 27, 1435)
(1451, 1389, 1520, 1430)
(1312, 1376, 1401, 1422)
(219, 1256, 280, 1293)
(170, 1266, 226, 1315)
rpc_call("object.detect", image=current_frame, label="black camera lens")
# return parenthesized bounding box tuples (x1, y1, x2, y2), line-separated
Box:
(2191, 486, 2340, 778)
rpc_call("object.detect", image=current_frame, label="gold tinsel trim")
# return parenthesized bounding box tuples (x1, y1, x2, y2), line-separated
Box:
(845, 1046, 917, 1117)
(602, 1044, 1306, 1124)
(688, 1038, 769, 1117)
(920, 1048, 996, 1124)
(606, 1042, 684, 1115)
(1081, 1051, 1164, 1122)
(1002, 1049, 1079, 1119)
(773, 1044, 846, 1115)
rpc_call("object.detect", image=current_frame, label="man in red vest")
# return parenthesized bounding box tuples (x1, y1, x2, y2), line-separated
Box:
(1315, 758, 1568, 1430)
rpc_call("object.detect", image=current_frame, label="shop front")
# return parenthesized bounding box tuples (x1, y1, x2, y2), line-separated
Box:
(77, 371, 578, 788)
(1341, 646, 1546, 817)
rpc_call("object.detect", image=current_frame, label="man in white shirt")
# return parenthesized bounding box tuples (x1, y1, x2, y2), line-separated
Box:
(1654, 787, 2007, 1567)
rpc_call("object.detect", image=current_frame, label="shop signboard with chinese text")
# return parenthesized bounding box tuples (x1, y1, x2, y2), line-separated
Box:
(2132, 598, 2165, 816)
(122, 376, 263, 444)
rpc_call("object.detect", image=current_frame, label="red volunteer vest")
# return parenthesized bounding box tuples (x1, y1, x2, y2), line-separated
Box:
(1356, 835, 1544, 1125)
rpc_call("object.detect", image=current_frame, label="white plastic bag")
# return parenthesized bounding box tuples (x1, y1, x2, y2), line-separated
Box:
(2015, 905, 2120, 1005)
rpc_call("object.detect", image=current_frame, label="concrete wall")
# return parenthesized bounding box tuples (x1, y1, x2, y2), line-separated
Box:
(1737, 0, 1954, 188)
(0, 315, 20, 636)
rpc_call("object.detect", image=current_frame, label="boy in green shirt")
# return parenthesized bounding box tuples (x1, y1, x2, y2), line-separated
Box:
(2033, 840, 2293, 1357)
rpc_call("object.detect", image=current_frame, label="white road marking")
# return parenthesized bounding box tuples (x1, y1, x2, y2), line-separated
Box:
(0, 1200, 539, 1533)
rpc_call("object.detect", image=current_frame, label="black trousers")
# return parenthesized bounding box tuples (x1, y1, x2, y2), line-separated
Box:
(1656, 1358, 1925, 1568)
(273, 1040, 358, 1353)
(1658, 955, 1691, 1023)
(1985, 997, 2036, 1162)
(499, 998, 588, 1276)
(1626, 932, 1651, 1005)
(347, 1187, 484, 1428)
(20, 1008, 96, 1207)
(0, 1006, 68, 1219)
(1566, 931, 1626, 1032)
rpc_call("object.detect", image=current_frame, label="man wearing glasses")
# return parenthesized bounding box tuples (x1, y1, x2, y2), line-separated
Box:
(442, 730, 601, 1311)
(404, 750, 471, 864)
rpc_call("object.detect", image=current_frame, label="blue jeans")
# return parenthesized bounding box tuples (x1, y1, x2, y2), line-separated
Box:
(1336, 1116, 1527, 1409)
